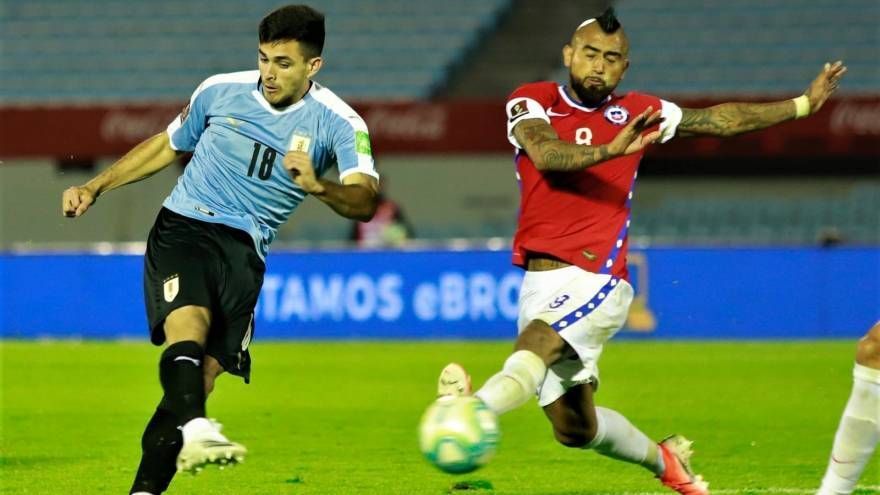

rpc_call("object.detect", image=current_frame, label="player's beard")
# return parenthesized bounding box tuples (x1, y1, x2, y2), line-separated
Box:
(570, 74, 613, 107)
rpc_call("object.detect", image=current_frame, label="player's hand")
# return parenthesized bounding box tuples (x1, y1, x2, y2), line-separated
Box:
(284, 151, 325, 194)
(804, 61, 847, 115)
(61, 185, 97, 217)
(607, 107, 663, 157)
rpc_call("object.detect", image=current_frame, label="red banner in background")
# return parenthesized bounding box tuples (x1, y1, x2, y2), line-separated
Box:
(1, 98, 878, 159)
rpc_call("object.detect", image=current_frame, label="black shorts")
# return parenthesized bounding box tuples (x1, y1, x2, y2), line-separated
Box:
(144, 208, 265, 383)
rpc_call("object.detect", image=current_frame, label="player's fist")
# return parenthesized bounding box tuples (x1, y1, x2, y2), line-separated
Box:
(607, 106, 663, 157)
(61, 185, 97, 217)
(805, 61, 847, 115)
(283, 151, 324, 194)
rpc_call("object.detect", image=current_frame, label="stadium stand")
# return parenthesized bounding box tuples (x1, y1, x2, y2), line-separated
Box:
(0, 0, 512, 102)
(446, 0, 880, 97)
(630, 183, 880, 245)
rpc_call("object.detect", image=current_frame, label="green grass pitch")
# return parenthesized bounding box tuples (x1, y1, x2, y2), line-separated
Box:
(1, 340, 878, 494)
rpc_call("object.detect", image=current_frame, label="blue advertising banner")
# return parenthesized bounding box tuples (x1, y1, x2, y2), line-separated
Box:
(1, 248, 877, 340)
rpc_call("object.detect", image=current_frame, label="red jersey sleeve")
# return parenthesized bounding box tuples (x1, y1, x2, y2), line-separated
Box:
(625, 91, 683, 144)
(506, 82, 560, 149)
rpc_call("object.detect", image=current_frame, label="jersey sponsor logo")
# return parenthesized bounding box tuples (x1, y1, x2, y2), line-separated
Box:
(604, 105, 629, 125)
(290, 134, 312, 153)
(355, 130, 372, 155)
(163, 274, 180, 303)
(546, 109, 571, 117)
(508, 99, 529, 122)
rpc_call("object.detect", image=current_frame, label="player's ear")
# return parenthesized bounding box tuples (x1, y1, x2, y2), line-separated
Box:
(620, 59, 630, 80)
(562, 44, 573, 68)
(306, 56, 323, 78)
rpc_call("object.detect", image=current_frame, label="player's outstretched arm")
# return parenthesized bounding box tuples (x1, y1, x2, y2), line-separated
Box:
(514, 107, 662, 172)
(284, 151, 379, 221)
(677, 61, 847, 138)
(61, 132, 181, 217)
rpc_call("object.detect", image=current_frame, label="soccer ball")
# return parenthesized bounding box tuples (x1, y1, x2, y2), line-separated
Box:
(418, 396, 500, 474)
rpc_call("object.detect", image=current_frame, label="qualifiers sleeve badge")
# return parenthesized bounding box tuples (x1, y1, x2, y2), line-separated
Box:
(355, 130, 372, 156)
(508, 99, 529, 122)
(604, 105, 629, 126)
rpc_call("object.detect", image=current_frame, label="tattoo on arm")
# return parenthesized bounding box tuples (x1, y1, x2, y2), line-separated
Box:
(514, 119, 610, 172)
(678, 100, 797, 138)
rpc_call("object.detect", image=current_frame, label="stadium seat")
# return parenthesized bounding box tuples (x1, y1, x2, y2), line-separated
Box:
(0, 0, 512, 102)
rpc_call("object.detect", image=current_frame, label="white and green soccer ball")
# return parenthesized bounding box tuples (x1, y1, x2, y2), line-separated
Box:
(419, 396, 500, 474)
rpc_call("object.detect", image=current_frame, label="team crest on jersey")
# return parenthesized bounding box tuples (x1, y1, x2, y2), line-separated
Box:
(604, 105, 629, 125)
(508, 99, 529, 122)
(163, 274, 179, 303)
(289, 133, 311, 153)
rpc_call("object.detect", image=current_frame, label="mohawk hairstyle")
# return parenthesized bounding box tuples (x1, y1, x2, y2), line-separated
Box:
(595, 7, 622, 33)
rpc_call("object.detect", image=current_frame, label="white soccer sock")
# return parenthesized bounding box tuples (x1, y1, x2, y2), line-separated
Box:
(586, 407, 664, 475)
(475, 350, 546, 415)
(819, 363, 880, 495)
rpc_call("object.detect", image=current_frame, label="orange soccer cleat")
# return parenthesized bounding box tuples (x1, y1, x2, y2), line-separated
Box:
(657, 435, 710, 495)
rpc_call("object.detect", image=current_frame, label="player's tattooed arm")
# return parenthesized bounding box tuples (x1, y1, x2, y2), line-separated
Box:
(677, 61, 847, 138)
(513, 107, 661, 172)
(677, 101, 798, 138)
(513, 119, 609, 171)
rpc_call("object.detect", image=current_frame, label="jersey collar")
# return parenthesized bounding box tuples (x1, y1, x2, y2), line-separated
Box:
(252, 81, 314, 115)
(558, 85, 612, 112)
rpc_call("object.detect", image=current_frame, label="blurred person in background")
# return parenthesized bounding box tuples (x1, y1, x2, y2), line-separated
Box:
(61, 5, 378, 494)
(350, 175, 415, 247)
(438, 7, 845, 495)
(817, 321, 880, 495)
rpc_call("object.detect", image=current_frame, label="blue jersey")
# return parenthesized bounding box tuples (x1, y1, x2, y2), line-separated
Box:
(164, 70, 377, 259)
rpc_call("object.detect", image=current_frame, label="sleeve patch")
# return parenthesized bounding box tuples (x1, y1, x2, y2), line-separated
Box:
(508, 99, 529, 122)
(355, 131, 372, 155)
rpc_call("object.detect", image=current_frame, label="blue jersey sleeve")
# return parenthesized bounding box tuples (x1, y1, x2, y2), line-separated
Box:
(331, 113, 378, 181)
(165, 79, 214, 152)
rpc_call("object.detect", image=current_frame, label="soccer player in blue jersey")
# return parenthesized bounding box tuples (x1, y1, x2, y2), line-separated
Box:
(60, 5, 378, 494)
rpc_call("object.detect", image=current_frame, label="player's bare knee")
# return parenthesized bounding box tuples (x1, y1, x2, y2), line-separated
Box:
(855, 322, 880, 368)
(515, 320, 566, 365)
(164, 305, 211, 346)
(548, 407, 598, 449)
(553, 423, 596, 448)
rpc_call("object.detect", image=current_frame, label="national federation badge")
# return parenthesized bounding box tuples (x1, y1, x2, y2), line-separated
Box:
(604, 105, 629, 125)
(289, 133, 312, 152)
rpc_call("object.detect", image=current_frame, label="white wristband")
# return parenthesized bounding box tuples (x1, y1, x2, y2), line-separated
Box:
(792, 95, 810, 119)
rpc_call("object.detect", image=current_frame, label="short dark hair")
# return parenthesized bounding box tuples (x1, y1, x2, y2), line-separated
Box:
(259, 5, 325, 59)
(596, 7, 621, 33)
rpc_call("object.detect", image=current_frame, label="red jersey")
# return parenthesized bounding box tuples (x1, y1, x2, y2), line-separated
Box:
(506, 81, 681, 280)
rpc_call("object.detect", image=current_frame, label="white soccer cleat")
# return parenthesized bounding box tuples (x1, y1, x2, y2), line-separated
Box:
(437, 362, 472, 397)
(176, 417, 247, 474)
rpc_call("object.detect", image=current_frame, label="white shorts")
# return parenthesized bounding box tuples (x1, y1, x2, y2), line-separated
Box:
(517, 266, 634, 407)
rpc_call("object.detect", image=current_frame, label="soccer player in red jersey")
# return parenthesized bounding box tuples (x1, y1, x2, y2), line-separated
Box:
(437, 8, 846, 494)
